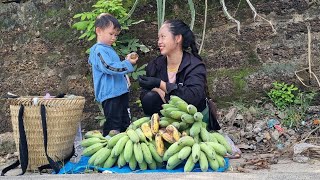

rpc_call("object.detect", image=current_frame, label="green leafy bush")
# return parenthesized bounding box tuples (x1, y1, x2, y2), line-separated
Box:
(268, 81, 317, 128)
(72, 0, 149, 80)
(282, 91, 317, 128)
(267, 82, 299, 109)
(72, 0, 149, 56)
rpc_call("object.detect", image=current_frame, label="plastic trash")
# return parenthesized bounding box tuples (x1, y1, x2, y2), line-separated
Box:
(267, 119, 279, 129)
(66, 94, 76, 99)
(32, 97, 39, 105)
(274, 124, 284, 133)
(70, 123, 83, 163)
(276, 141, 284, 150)
(44, 92, 52, 99)
(127, 108, 131, 119)
(223, 134, 242, 158)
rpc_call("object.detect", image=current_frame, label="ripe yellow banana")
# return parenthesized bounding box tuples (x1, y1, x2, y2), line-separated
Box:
(150, 113, 160, 134)
(135, 128, 148, 143)
(155, 133, 165, 156)
(162, 132, 176, 144)
(141, 122, 153, 141)
(166, 125, 180, 142)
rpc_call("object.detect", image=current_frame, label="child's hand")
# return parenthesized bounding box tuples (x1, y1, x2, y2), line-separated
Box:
(126, 52, 139, 64)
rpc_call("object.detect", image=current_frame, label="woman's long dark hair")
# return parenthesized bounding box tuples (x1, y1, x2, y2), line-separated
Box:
(164, 19, 202, 61)
(164, 19, 213, 98)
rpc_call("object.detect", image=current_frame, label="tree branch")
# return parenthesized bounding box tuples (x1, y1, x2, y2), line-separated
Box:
(199, 0, 207, 54)
(245, 0, 277, 34)
(220, 0, 241, 35)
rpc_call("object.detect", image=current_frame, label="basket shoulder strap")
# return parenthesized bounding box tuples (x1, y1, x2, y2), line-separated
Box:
(37, 146, 75, 174)
(1, 105, 28, 176)
(18, 105, 29, 175)
(40, 105, 60, 173)
(1, 160, 20, 176)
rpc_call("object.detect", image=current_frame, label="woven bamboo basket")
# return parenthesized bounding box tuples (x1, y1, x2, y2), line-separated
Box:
(9, 96, 85, 171)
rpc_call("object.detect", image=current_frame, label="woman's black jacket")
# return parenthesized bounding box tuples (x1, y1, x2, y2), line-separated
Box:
(140, 51, 207, 112)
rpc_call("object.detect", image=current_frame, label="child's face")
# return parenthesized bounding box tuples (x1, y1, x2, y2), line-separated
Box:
(96, 24, 120, 46)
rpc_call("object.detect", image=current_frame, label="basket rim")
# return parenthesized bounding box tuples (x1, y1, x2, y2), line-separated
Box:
(8, 96, 85, 106)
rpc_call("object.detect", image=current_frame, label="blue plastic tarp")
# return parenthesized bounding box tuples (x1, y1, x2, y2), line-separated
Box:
(58, 156, 229, 174)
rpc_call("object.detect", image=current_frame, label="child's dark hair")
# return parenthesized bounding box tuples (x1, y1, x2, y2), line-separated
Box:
(95, 13, 121, 30)
(164, 19, 202, 61)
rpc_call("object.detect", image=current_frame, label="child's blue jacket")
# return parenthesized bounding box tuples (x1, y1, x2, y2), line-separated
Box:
(88, 43, 134, 103)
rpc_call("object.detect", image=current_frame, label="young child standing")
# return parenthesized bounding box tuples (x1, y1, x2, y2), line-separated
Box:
(88, 13, 138, 136)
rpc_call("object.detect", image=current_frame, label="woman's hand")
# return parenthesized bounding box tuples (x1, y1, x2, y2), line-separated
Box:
(138, 76, 161, 89)
(152, 88, 166, 103)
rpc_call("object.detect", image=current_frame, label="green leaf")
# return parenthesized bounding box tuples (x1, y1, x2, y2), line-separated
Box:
(132, 72, 138, 80)
(95, 115, 105, 120)
(85, 48, 90, 54)
(81, 14, 87, 21)
(137, 64, 147, 71)
(73, 13, 83, 19)
(99, 119, 106, 127)
(137, 71, 146, 76)
(139, 45, 150, 53)
(87, 21, 95, 31)
(72, 21, 89, 30)
(78, 32, 88, 39)
(88, 34, 96, 41)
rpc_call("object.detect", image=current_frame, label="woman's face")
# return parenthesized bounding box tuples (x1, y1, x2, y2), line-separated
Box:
(158, 23, 181, 56)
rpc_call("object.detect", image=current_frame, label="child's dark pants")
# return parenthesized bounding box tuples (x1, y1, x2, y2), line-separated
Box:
(102, 93, 130, 136)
